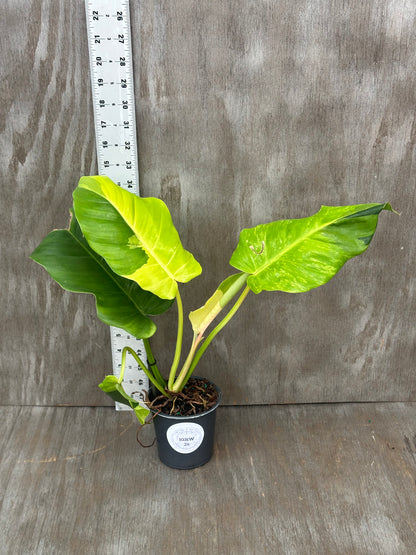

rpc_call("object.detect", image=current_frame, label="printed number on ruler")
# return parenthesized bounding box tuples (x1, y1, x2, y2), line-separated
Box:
(85, 0, 139, 192)
(85, 0, 147, 408)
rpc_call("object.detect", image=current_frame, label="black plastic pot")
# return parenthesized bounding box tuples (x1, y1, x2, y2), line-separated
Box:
(150, 380, 221, 470)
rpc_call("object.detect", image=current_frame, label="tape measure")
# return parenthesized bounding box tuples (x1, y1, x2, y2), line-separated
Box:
(85, 0, 147, 407)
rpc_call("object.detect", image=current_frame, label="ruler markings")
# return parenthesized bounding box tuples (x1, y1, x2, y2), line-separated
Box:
(85, 0, 147, 408)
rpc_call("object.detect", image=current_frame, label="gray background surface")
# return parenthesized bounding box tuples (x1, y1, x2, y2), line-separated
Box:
(1, 0, 415, 406)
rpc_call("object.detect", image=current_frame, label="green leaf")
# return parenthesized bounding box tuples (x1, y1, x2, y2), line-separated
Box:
(30, 211, 173, 338)
(99, 376, 150, 424)
(189, 272, 248, 335)
(230, 203, 393, 294)
(98, 375, 120, 392)
(132, 403, 151, 424)
(73, 176, 202, 299)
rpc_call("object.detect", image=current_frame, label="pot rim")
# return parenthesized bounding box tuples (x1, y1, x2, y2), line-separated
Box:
(149, 377, 222, 421)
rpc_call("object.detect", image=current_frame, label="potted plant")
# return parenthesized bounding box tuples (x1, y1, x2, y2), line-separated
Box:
(31, 175, 393, 468)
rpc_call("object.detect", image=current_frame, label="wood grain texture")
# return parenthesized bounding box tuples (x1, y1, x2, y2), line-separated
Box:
(1, 404, 416, 553)
(0, 0, 111, 406)
(131, 0, 416, 405)
(1, 0, 415, 405)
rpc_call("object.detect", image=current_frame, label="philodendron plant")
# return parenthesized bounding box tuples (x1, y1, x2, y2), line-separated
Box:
(31, 176, 393, 422)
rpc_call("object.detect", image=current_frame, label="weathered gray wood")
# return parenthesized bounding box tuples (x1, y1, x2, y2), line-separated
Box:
(1, 404, 416, 553)
(1, 1, 415, 405)
(0, 0, 111, 406)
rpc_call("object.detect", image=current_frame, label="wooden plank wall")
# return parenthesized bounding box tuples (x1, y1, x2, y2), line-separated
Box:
(1, 0, 415, 406)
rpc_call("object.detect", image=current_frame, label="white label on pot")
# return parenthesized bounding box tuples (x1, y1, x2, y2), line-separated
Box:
(166, 423, 205, 454)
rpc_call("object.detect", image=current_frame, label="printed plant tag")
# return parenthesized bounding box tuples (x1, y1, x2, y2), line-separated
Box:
(166, 423, 205, 454)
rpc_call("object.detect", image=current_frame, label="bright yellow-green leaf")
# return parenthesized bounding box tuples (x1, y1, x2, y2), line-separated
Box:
(189, 272, 248, 335)
(73, 176, 202, 299)
(230, 203, 393, 294)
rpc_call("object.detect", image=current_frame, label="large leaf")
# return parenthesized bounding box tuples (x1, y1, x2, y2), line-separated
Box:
(30, 211, 173, 338)
(189, 272, 248, 335)
(230, 203, 393, 294)
(73, 176, 202, 299)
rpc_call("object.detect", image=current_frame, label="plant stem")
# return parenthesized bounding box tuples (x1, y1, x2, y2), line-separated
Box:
(168, 289, 184, 390)
(170, 332, 202, 392)
(172, 285, 251, 392)
(120, 346, 167, 396)
(143, 338, 165, 387)
(119, 346, 129, 383)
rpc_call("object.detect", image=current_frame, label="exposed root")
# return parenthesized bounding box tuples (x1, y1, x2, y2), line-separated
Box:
(147, 377, 218, 417)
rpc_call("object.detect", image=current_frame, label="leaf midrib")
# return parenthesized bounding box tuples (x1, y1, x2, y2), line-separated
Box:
(251, 210, 361, 277)
(109, 190, 176, 282)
